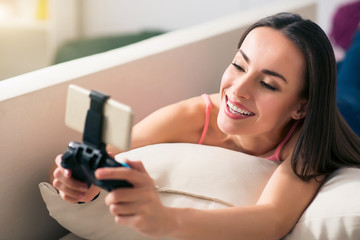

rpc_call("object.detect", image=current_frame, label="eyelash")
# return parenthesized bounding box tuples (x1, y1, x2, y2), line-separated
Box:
(231, 62, 278, 92)
(260, 81, 278, 91)
(231, 62, 244, 71)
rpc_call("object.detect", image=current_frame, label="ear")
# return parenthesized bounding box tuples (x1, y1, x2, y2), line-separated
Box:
(291, 100, 308, 120)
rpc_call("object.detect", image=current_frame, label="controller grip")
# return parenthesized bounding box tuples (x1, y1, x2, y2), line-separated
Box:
(60, 142, 133, 191)
(61, 145, 92, 188)
(95, 157, 133, 191)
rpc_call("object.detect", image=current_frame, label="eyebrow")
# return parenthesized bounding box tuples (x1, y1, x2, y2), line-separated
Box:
(239, 49, 288, 84)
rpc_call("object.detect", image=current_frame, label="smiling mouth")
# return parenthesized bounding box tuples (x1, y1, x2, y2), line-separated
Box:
(226, 100, 254, 116)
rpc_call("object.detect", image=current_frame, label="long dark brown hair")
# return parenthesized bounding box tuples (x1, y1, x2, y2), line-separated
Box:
(237, 12, 360, 181)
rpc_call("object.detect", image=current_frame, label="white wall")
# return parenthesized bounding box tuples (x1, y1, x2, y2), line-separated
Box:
(81, 0, 275, 37)
(0, 0, 79, 80)
(0, 0, 351, 80)
(81, 0, 351, 37)
(317, 0, 355, 33)
(81, 0, 300, 37)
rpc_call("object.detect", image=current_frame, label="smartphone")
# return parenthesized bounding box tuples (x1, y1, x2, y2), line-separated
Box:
(64, 84, 133, 151)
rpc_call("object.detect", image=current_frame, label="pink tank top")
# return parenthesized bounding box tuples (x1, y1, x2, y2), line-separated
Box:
(197, 94, 299, 162)
(198, 94, 212, 145)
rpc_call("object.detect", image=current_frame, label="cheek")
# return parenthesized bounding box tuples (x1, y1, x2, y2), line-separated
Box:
(220, 68, 233, 90)
(258, 97, 277, 112)
(257, 96, 295, 122)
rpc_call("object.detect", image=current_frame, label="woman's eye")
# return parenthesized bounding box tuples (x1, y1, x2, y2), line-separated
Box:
(231, 62, 244, 71)
(260, 81, 278, 91)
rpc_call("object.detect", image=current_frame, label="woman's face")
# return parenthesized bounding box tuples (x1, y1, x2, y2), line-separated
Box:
(218, 27, 307, 138)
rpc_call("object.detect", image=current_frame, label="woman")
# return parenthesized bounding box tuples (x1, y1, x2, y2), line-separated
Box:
(51, 13, 360, 239)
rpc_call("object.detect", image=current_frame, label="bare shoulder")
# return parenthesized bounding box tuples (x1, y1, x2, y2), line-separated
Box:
(208, 93, 221, 108)
(131, 95, 210, 148)
(161, 95, 210, 124)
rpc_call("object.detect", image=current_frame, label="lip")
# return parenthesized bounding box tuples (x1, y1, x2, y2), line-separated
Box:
(224, 95, 255, 120)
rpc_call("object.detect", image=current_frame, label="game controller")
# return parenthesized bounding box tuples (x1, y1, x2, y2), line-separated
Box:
(61, 87, 133, 192)
(61, 141, 132, 192)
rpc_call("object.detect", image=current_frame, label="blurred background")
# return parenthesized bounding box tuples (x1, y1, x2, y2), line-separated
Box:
(0, 0, 351, 81)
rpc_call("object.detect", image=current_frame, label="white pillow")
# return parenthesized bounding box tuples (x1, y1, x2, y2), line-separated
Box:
(39, 143, 360, 240)
(284, 167, 360, 239)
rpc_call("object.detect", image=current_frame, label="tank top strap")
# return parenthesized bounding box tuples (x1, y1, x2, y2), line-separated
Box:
(198, 94, 213, 144)
(266, 120, 300, 162)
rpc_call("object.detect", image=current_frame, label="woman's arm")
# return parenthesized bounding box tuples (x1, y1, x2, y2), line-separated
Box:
(105, 95, 208, 154)
(50, 95, 207, 202)
(97, 156, 323, 240)
(128, 95, 207, 150)
(169, 157, 323, 240)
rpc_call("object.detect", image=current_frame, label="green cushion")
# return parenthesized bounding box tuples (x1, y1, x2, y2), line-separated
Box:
(53, 30, 164, 64)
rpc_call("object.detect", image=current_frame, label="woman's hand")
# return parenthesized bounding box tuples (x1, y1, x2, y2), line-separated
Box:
(52, 154, 101, 203)
(95, 160, 175, 238)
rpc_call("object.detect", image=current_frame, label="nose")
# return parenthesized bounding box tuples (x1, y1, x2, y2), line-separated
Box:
(230, 74, 254, 100)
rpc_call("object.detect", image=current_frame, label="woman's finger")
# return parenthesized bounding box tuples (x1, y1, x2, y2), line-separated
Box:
(108, 201, 144, 216)
(54, 184, 85, 203)
(53, 165, 89, 191)
(59, 192, 78, 204)
(124, 160, 148, 174)
(55, 154, 63, 167)
(95, 164, 154, 187)
(104, 186, 156, 206)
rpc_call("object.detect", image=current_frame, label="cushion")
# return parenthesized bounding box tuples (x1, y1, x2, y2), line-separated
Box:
(284, 167, 360, 239)
(53, 31, 164, 64)
(39, 143, 360, 239)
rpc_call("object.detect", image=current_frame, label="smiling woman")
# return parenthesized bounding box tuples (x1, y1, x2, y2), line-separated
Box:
(217, 26, 307, 146)
(51, 12, 360, 239)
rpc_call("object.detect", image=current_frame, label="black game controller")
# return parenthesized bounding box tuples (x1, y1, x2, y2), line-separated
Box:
(61, 141, 132, 192)
(61, 89, 132, 192)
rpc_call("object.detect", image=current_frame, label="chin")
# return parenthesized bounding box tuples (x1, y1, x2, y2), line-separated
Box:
(217, 113, 239, 135)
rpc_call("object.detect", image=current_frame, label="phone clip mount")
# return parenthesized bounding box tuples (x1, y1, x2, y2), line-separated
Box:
(61, 90, 132, 191)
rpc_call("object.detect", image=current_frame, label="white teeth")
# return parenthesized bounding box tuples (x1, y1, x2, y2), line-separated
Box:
(227, 100, 253, 116)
